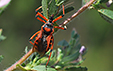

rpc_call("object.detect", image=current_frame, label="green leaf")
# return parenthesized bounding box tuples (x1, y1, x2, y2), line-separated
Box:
(69, 28, 80, 47)
(100, 0, 109, 3)
(0, 29, 2, 36)
(71, 29, 75, 38)
(32, 65, 57, 71)
(55, 0, 69, 6)
(98, 9, 113, 24)
(57, 6, 74, 17)
(66, 6, 74, 12)
(61, 51, 80, 64)
(57, 48, 64, 61)
(0, 29, 6, 42)
(57, 40, 69, 47)
(25, 46, 28, 54)
(71, 29, 79, 39)
(42, 0, 49, 18)
(55, 65, 62, 69)
(13, 64, 27, 71)
(69, 58, 86, 66)
(0, 55, 3, 63)
(64, 66, 87, 71)
(0, 35, 6, 42)
(48, 0, 58, 17)
(42, 0, 58, 18)
(42, 0, 70, 19)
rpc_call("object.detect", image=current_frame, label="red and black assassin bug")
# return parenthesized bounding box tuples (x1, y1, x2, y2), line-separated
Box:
(29, 5, 66, 67)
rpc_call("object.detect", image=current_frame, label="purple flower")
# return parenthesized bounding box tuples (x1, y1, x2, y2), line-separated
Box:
(70, 46, 86, 64)
(106, 0, 113, 7)
(0, 0, 11, 8)
(79, 46, 86, 54)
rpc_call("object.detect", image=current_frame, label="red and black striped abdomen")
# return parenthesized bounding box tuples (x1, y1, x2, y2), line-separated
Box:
(33, 34, 53, 57)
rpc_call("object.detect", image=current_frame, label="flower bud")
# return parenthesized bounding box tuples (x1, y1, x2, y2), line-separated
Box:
(106, 0, 113, 7)
(79, 46, 86, 54)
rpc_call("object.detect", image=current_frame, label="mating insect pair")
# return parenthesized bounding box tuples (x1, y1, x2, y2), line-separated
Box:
(29, 5, 67, 67)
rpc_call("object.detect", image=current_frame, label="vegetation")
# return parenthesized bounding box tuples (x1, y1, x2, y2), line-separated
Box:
(0, 0, 113, 71)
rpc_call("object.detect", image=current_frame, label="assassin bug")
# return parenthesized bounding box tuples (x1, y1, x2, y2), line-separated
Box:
(29, 5, 66, 67)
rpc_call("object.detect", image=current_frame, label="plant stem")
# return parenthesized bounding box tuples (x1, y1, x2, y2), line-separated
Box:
(5, 48, 34, 71)
(59, 0, 96, 27)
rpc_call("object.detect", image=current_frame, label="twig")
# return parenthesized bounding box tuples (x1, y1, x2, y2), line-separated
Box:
(59, 0, 96, 27)
(5, 48, 34, 71)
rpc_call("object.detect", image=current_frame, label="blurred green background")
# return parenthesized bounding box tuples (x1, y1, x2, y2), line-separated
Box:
(0, 0, 113, 71)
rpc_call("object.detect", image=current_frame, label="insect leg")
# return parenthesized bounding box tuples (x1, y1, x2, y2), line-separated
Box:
(35, 6, 42, 13)
(52, 5, 65, 23)
(54, 26, 67, 30)
(29, 31, 40, 45)
(46, 35, 54, 67)
(35, 6, 49, 23)
(36, 12, 49, 23)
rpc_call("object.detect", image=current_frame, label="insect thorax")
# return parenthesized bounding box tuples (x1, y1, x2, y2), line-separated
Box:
(43, 21, 53, 36)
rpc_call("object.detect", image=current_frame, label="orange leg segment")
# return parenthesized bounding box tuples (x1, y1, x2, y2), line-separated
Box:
(52, 15, 64, 23)
(62, 5, 65, 15)
(35, 6, 48, 23)
(35, 6, 42, 12)
(36, 17, 46, 23)
(46, 35, 54, 67)
(36, 12, 48, 21)
(46, 35, 53, 51)
(29, 31, 40, 45)
(52, 5, 65, 23)
(54, 26, 66, 30)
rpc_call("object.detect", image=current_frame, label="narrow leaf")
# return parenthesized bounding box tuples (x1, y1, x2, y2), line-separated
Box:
(25, 46, 28, 54)
(57, 40, 69, 47)
(57, 6, 74, 17)
(65, 66, 87, 71)
(0, 35, 6, 42)
(71, 28, 79, 39)
(61, 51, 80, 64)
(13, 64, 27, 71)
(0, 55, 3, 63)
(32, 65, 57, 71)
(56, 0, 68, 6)
(98, 9, 113, 24)
(0, 29, 2, 36)
(42, 0, 49, 18)
(100, 0, 109, 3)
(0, 29, 6, 41)
(48, 0, 58, 17)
